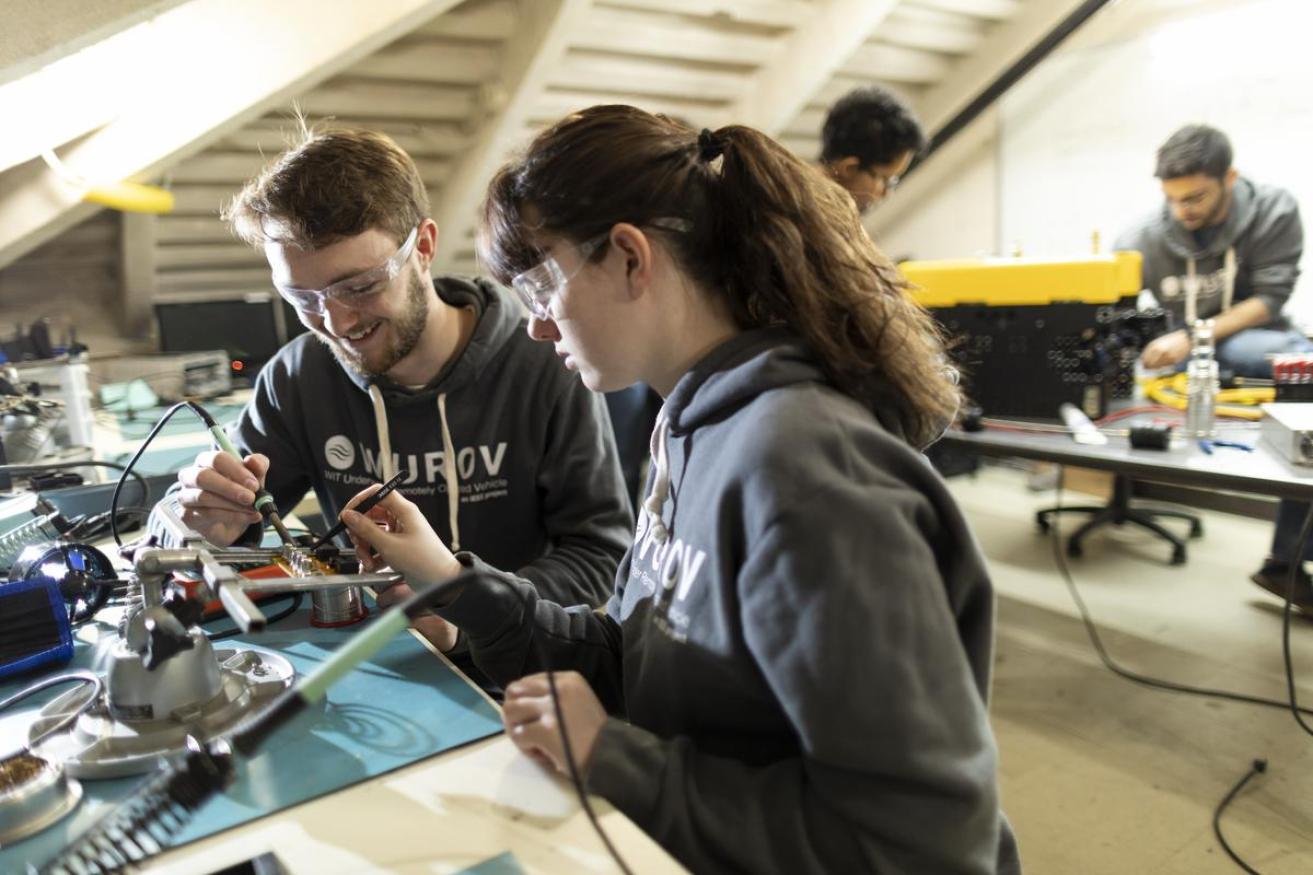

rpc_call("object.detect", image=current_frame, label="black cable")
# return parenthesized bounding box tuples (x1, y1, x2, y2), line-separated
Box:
(455, 575, 634, 875)
(0, 460, 150, 509)
(1212, 759, 1268, 875)
(542, 654, 634, 875)
(108, 401, 202, 545)
(1048, 469, 1313, 718)
(1280, 506, 1313, 737)
(0, 671, 103, 747)
(66, 507, 151, 542)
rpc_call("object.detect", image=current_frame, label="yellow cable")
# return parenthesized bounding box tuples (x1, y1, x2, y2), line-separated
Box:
(1140, 374, 1267, 420)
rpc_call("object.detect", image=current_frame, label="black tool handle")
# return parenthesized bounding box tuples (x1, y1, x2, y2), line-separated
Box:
(310, 470, 408, 549)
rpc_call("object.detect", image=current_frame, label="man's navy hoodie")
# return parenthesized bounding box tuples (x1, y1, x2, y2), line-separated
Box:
(229, 276, 632, 607)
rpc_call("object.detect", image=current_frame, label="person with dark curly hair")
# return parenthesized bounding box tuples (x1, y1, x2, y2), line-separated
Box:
(820, 85, 925, 213)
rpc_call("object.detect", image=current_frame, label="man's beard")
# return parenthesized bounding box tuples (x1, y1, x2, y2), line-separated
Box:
(1202, 186, 1233, 228)
(319, 271, 430, 379)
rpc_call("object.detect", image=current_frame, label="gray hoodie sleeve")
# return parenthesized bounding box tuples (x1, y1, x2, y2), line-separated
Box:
(585, 485, 1009, 875)
(438, 554, 628, 712)
(507, 378, 633, 608)
(1245, 191, 1303, 319)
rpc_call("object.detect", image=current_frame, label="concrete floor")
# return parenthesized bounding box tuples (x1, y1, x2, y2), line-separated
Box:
(949, 464, 1313, 874)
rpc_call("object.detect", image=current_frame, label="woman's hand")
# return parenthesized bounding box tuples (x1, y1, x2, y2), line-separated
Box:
(373, 581, 461, 652)
(339, 485, 463, 584)
(502, 672, 607, 775)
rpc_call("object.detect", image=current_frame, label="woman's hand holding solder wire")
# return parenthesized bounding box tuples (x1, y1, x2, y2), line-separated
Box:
(340, 485, 463, 652)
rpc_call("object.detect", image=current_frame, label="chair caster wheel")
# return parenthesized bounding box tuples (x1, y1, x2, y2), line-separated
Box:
(1171, 547, 1187, 565)
(1066, 541, 1083, 559)
(1189, 521, 1204, 538)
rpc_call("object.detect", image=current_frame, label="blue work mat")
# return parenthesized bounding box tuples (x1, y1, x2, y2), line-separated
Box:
(0, 603, 503, 870)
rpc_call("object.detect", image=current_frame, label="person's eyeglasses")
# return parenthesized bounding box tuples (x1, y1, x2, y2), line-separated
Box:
(510, 233, 609, 321)
(275, 226, 420, 315)
(870, 169, 901, 193)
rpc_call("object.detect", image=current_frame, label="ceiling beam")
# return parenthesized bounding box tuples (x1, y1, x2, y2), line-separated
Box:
(432, 0, 593, 267)
(0, 0, 462, 271)
(915, 0, 1022, 21)
(870, 0, 1102, 238)
(730, 0, 901, 136)
(599, 0, 806, 29)
(914, 0, 1103, 133)
(0, 0, 185, 86)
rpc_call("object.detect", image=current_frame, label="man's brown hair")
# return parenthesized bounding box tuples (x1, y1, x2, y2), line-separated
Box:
(225, 126, 429, 250)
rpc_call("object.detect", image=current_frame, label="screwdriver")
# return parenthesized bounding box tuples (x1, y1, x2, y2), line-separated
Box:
(196, 409, 296, 546)
(310, 469, 408, 549)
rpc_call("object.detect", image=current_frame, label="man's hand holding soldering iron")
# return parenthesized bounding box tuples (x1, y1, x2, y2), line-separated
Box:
(176, 450, 277, 547)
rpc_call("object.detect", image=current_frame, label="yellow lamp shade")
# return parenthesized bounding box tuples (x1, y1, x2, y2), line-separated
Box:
(81, 180, 175, 213)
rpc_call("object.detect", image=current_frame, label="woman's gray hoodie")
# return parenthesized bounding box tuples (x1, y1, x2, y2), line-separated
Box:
(441, 329, 1020, 874)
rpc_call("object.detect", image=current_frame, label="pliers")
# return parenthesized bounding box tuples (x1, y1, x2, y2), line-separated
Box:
(1198, 438, 1254, 454)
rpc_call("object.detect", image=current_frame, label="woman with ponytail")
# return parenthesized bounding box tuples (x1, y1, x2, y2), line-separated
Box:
(341, 105, 1020, 874)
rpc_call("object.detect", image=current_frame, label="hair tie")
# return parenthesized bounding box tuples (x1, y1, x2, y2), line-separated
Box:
(697, 128, 725, 163)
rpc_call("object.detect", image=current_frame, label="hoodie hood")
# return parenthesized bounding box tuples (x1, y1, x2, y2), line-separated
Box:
(640, 328, 924, 547)
(337, 275, 523, 404)
(664, 327, 918, 445)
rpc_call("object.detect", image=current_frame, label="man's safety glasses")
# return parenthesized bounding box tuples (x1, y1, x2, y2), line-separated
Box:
(275, 226, 419, 315)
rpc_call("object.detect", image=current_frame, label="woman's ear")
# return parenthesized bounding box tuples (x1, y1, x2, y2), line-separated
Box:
(610, 223, 653, 301)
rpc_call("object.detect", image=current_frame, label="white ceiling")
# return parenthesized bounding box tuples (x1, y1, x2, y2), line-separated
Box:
(0, 0, 1090, 299)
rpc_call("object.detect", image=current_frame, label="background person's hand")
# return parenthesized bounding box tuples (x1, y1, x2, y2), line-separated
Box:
(175, 451, 270, 546)
(1140, 329, 1191, 370)
(502, 672, 607, 775)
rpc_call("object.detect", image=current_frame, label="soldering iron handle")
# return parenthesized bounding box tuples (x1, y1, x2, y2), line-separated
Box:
(206, 423, 276, 516)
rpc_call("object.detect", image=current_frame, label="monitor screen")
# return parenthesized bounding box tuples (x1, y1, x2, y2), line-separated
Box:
(155, 298, 307, 384)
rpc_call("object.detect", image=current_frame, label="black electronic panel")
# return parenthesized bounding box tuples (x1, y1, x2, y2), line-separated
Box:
(155, 298, 308, 386)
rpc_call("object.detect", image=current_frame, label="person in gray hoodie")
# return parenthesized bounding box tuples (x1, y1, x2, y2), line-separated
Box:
(339, 106, 1020, 874)
(1117, 125, 1313, 610)
(159, 127, 633, 640)
(1115, 124, 1309, 375)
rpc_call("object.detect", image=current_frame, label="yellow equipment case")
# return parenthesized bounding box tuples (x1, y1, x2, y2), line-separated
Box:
(901, 251, 1160, 421)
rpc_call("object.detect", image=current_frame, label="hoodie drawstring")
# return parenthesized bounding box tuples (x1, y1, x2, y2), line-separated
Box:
(642, 411, 671, 546)
(366, 385, 461, 552)
(1184, 246, 1236, 326)
(437, 393, 461, 551)
(368, 385, 395, 481)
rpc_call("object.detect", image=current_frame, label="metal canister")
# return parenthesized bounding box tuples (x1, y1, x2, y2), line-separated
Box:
(310, 586, 367, 628)
(1185, 319, 1218, 438)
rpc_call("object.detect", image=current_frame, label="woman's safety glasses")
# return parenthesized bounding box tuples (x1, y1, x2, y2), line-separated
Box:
(510, 234, 608, 321)
(275, 226, 419, 315)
